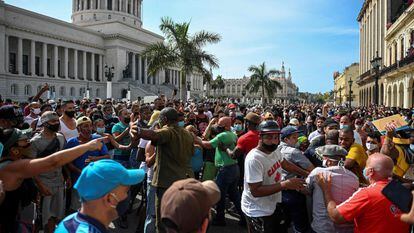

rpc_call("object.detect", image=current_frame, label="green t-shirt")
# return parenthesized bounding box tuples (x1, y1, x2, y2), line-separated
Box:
(111, 122, 131, 159)
(210, 131, 238, 167)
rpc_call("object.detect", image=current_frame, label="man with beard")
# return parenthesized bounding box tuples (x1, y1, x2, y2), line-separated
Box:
(59, 100, 79, 141)
(308, 116, 326, 142)
(242, 121, 308, 233)
(30, 111, 67, 233)
(65, 116, 110, 211)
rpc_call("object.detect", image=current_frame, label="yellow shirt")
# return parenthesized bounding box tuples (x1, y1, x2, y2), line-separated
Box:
(346, 143, 368, 168)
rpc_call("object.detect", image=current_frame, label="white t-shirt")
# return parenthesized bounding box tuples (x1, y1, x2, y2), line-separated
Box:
(242, 148, 284, 217)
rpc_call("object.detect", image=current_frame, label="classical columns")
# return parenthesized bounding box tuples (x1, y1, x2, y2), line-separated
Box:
(138, 55, 142, 84)
(54, 45, 58, 77)
(64, 47, 69, 79)
(31, 40, 36, 76)
(43, 43, 48, 77)
(132, 53, 136, 80)
(83, 51, 87, 80)
(74, 49, 78, 80)
(91, 53, 95, 81)
(5, 35, 8, 73)
(17, 37, 22, 74)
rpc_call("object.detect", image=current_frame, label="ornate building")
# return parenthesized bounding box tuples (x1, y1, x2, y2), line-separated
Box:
(333, 63, 360, 106)
(210, 62, 299, 104)
(0, 0, 204, 102)
(356, 0, 414, 108)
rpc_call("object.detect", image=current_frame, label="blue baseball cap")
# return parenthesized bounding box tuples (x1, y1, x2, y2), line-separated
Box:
(281, 126, 301, 139)
(74, 159, 145, 201)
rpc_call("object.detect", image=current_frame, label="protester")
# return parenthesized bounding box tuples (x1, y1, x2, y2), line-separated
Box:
(55, 159, 145, 233)
(59, 100, 79, 141)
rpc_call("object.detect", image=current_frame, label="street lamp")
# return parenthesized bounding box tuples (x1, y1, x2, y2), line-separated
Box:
(86, 82, 90, 99)
(348, 78, 353, 108)
(186, 80, 191, 101)
(104, 64, 114, 99)
(127, 83, 131, 100)
(242, 89, 246, 103)
(370, 51, 382, 105)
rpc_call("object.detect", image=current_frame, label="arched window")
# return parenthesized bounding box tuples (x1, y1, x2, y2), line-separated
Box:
(24, 85, 31, 96)
(11, 84, 18, 95)
(70, 87, 75, 97)
(96, 88, 100, 97)
(79, 88, 85, 97)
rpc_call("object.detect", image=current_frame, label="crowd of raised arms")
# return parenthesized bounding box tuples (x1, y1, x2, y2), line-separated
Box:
(2, 86, 414, 233)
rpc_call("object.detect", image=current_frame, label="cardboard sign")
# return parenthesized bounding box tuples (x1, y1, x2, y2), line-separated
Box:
(372, 114, 408, 134)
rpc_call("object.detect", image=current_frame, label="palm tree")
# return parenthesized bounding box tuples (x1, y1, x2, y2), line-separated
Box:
(211, 75, 225, 96)
(245, 62, 282, 105)
(143, 17, 221, 100)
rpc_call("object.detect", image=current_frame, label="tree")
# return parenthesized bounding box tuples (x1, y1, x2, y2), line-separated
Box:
(211, 75, 225, 96)
(143, 17, 221, 100)
(245, 62, 282, 105)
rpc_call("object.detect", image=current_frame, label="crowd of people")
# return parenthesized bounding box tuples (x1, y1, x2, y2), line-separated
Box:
(1, 86, 414, 233)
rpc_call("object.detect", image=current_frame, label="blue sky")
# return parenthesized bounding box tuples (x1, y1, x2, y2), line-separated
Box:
(6, 0, 364, 93)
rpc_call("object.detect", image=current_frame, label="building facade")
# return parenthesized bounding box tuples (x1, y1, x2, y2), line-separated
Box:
(333, 63, 360, 106)
(210, 63, 299, 104)
(357, 0, 414, 108)
(0, 0, 204, 102)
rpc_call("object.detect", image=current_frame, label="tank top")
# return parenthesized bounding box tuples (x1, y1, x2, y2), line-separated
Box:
(60, 119, 79, 141)
(0, 160, 19, 233)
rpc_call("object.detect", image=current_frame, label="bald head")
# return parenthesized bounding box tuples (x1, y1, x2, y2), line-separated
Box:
(366, 153, 394, 181)
(218, 117, 232, 131)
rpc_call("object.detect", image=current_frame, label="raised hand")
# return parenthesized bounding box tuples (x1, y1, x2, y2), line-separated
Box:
(316, 173, 332, 191)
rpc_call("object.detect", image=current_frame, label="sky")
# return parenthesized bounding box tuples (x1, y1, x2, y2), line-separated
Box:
(5, 0, 364, 93)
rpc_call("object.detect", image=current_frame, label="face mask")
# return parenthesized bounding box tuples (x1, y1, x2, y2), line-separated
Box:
(44, 123, 60, 132)
(65, 111, 76, 118)
(96, 127, 105, 134)
(233, 124, 243, 132)
(366, 143, 378, 151)
(363, 168, 370, 180)
(339, 124, 350, 130)
(123, 117, 131, 124)
(32, 108, 41, 115)
(410, 144, 414, 152)
(262, 143, 278, 152)
(110, 193, 130, 218)
(178, 121, 185, 127)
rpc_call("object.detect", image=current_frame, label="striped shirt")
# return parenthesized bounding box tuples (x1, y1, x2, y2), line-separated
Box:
(55, 212, 108, 233)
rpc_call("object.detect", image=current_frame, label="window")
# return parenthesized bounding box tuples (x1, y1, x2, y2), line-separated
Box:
(401, 37, 405, 60)
(95, 0, 98, 9)
(35, 57, 40, 76)
(128, 2, 131, 13)
(394, 43, 398, 64)
(24, 85, 31, 96)
(60, 86, 66, 97)
(70, 87, 75, 96)
(22, 55, 28, 75)
(411, 30, 414, 47)
(9, 53, 16, 73)
(96, 88, 100, 97)
(117, 0, 120, 11)
(79, 88, 84, 97)
(10, 84, 17, 95)
(87, 0, 90, 9)
(108, 0, 112, 10)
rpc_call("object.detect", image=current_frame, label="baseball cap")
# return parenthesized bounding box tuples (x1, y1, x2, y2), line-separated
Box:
(40, 111, 59, 125)
(244, 112, 261, 124)
(161, 178, 220, 233)
(76, 116, 92, 127)
(281, 126, 301, 139)
(0, 105, 22, 120)
(289, 118, 299, 126)
(74, 159, 145, 201)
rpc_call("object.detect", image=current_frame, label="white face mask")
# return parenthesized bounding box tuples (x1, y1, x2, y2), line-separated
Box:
(32, 108, 41, 115)
(366, 142, 378, 151)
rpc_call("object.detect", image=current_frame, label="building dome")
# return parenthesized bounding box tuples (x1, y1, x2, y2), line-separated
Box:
(71, 0, 142, 28)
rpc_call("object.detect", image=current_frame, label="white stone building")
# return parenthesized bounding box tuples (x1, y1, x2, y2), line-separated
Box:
(210, 63, 299, 104)
(0, 0, 204, 102)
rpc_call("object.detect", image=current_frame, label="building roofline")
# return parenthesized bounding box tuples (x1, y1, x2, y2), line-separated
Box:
(357, 0, 371, 22)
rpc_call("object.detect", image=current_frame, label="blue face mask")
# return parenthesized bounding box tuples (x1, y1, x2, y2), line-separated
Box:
(233, 124, 243, 132)
(410, 144, 414, 152)
(363, 168, 370, 180)
(178, 121, 185, 127)
(340, 124, 349, 130)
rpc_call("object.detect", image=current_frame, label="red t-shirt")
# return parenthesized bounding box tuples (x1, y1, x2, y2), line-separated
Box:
(237, 130, 259, 157)
(337, 180, 409, 233)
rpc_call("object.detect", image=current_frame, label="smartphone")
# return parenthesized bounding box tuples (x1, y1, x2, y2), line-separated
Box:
(382, 179, 412, 213)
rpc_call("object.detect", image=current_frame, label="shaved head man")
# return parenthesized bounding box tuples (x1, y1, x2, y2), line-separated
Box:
(317, 153, 409, 233)
(218, 117, 232, 131)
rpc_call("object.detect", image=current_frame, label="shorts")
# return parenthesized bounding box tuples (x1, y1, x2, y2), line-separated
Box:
(245, 204, 288, 233)
(41, 186, 65, 224)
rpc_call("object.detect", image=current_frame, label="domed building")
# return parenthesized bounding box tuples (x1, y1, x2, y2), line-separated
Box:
(0, 0, 205, 101)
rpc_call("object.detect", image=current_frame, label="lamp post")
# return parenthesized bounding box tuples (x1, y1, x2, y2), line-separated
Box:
(338, 87, 343, 105)
(333, 90, 337, 106)
(370, 51, 382, 105)
(86, 82, 90, 99)
(348, 78, 353, 108)
(242, 89, 246, 103)
(127, 83, 131, 100)
(104, 64, 114, 99)
(187, 80, 191, 101)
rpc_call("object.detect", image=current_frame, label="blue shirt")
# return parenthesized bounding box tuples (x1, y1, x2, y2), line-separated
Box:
(65, 134, 109, 181)
(55, 212, 108, 233)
